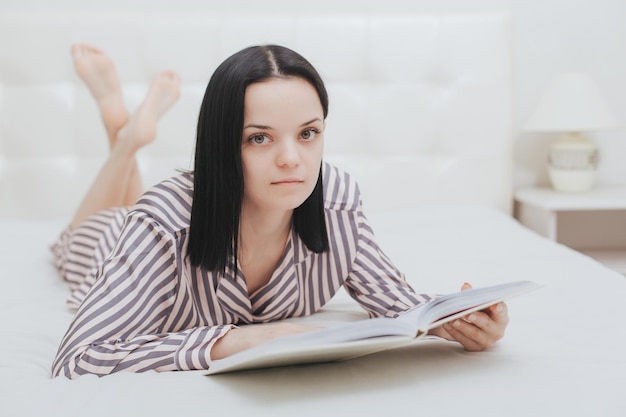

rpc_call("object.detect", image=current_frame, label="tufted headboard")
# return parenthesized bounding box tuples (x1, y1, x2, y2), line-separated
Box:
(0, 12, 512, 218)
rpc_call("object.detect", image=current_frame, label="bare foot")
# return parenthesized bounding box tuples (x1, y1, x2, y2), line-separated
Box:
(115, 71, 180, 151)
(71, 43, 128, 144)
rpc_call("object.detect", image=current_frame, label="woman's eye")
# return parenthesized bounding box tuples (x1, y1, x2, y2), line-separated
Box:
(249, 134, 269, 145)
(301, 128, 319, 141)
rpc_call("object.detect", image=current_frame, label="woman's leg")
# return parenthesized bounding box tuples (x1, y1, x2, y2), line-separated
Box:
(69, 44, 180, 229)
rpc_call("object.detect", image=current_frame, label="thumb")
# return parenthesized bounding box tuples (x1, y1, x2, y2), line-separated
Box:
(461, 282, 472, 291)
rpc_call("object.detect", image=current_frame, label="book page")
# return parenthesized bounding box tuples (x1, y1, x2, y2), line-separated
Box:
(413, 280, 541, 331)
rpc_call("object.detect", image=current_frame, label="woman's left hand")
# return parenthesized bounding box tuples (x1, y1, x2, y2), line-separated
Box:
(430, 282, 510, 351)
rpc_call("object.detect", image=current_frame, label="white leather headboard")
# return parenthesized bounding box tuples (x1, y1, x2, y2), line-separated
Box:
(0, 12, 512, 218)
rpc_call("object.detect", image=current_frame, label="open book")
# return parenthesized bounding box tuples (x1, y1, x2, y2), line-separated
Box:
(206, 280, 541, 375)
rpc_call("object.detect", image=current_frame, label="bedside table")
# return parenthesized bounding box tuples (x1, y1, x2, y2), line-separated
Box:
(514, 186, 626, 274)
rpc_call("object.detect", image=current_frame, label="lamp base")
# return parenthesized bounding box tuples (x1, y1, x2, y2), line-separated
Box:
(548, 167, 596, 192)
(547, 132, 598, 193)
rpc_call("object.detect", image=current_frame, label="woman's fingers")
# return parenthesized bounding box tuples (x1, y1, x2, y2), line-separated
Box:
(442, 303, 509, 351)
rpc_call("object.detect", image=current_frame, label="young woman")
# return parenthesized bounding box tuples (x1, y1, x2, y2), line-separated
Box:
(51, 44, 509, 379)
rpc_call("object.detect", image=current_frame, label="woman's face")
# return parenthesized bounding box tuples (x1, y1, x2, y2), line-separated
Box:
(241, 77, 325, 214)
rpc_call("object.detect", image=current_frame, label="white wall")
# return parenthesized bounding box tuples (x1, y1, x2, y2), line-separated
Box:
(2, 0, 626, 189)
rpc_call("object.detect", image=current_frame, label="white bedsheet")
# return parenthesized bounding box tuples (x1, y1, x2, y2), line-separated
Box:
(1, 205, 625, 416)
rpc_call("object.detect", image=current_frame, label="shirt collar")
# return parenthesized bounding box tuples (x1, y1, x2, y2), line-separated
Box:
(215, 231, 306, 324)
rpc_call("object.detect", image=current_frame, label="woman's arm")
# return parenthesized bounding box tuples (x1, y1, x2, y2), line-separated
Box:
(342, 209, 432, 318)
(51, 212, 229, 379)
(344, 211, 509, 351)
(210, 322, 321, 360)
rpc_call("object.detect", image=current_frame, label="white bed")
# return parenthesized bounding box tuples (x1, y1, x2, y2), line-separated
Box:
(1, 11, 625, 417)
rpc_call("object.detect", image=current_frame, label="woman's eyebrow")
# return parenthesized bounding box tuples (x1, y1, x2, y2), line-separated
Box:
(300, 117, 322, 127)
(243, 117, 322, 130)
(243, 123, 272, 130)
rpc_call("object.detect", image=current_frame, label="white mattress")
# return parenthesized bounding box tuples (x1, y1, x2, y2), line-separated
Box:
(1, 205, 625, 416)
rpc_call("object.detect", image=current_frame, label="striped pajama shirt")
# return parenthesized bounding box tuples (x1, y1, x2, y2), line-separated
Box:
(51, 163, 428, 379)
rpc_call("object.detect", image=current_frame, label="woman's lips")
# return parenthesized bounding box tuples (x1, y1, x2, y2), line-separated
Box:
(271, 178, 303, 185)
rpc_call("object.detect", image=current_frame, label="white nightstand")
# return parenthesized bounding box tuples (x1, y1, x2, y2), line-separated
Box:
(514, 186, 626, 274)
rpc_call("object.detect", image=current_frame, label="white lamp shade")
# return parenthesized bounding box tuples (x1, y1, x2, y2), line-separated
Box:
(525, 72, 619, 132)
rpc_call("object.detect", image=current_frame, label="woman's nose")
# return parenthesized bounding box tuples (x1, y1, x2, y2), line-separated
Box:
(276, 138, 301, 167)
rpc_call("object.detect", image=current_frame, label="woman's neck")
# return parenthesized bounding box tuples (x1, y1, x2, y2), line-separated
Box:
(238, 206, 293, 263)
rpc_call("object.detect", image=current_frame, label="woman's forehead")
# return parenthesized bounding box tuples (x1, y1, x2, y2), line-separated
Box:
(243, 78, 323, 125)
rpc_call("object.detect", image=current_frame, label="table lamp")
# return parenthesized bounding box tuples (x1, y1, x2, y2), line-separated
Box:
(525, 72, 619, 192)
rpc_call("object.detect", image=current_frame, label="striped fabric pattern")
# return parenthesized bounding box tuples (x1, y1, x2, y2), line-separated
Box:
(51, 163, 428, 379)
(52, 207, 130, 310)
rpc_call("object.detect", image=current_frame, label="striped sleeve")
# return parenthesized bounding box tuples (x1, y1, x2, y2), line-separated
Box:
(342, 207, 432, 318)
(51, 211, 233, 379)
(316, 169, 431, 317)
(64, 208, 130, 311)
(322, 163, 431, 318)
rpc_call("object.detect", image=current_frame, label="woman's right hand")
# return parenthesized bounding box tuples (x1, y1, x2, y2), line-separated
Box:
(210, 322, 321, 360)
